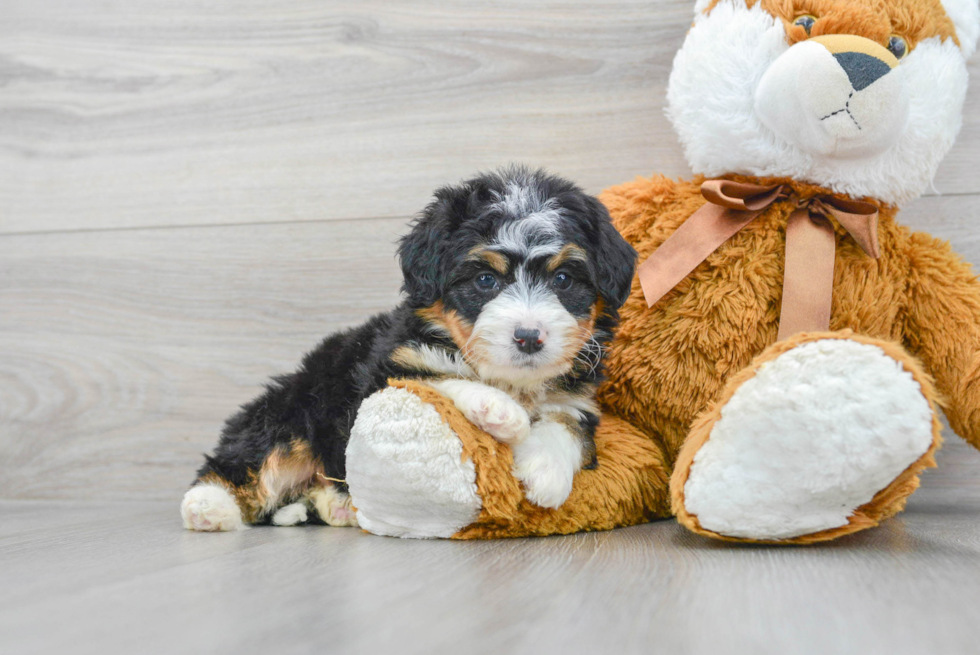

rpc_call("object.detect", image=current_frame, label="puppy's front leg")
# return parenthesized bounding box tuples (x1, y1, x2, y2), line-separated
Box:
(429, 379, 530, 444)
(511, 415, 585, 509)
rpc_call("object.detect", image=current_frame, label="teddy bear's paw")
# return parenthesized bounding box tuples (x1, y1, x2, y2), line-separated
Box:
(181, 483, 245, 532)
(680, 337, 936, 541)
(346, 386, 482, 538)
(512, 420, 581, 509)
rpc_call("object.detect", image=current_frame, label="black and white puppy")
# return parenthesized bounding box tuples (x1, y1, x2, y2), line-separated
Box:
(181, 167, 637, 531)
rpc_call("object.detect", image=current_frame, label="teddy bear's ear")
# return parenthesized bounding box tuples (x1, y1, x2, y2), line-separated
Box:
(585, 197, 637, 310)
(942, 0, 980, 58)
(692, 0, 714, 15)
(397, 186, 467, 306)
(942, 0, 980, 57)
(692, 0, 747, 17)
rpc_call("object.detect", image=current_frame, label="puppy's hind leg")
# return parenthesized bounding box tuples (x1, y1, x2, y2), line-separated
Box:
(267, 483, 357, 528)
(182, 439, 322, 531)
(181, 476, 245, 532)
(271, 502, 309, 526)
(307, 483, 358, 527)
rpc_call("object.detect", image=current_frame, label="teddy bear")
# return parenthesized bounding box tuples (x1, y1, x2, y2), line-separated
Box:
(343, 0, 980, 543)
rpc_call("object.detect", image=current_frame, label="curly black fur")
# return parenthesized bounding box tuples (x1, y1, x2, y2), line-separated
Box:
(192, 166, 637, 524)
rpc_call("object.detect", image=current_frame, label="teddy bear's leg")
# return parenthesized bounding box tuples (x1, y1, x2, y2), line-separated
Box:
(671, 332, 943, 544)
(346, 380, 672, 539)
(344, 385, 484, 538)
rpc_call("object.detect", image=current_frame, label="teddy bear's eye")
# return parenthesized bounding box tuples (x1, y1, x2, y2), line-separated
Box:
(793, 15, 816, 35)
(887, 35, 908, 60)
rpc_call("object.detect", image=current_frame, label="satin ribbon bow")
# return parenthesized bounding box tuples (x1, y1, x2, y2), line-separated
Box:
(636, 180, 880, 341)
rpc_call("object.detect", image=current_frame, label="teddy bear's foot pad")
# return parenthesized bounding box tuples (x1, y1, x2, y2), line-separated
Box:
(680, 337, 936, 541)
(346, 386, 483, 538)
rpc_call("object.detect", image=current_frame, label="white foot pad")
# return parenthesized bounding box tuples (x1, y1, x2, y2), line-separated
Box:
(181, 483, 244, 532)
(684, 339, 934, 540)
(346, 387, 482, 538)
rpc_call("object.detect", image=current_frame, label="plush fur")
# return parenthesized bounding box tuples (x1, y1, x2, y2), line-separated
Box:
(180, 167, 636, 531)
(342, 0, 980, 542)
(346, 386, 483, 538)
(353, 379, 671, 540)
(678, 336, 937, 540)
(671, 331, 944, 544)
(670, 0, 971, 205)
(941, 0, 980, 56)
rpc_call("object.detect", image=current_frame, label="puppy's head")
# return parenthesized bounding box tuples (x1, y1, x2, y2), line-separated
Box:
(398, 167, 636, 386)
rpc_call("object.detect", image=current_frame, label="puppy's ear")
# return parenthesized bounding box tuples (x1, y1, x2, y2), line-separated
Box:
(587, 197, 637, 309)
(397, 186, 466, 305)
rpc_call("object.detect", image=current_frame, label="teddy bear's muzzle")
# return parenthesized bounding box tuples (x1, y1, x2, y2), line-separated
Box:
(754, 33, 909, 161)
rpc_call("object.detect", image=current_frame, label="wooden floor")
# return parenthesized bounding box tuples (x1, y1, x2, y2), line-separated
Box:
(4, 443, 980, 655)
(3, 1, 980, 653)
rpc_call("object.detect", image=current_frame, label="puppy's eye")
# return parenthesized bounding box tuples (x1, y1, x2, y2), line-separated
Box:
(887, 35, 908, 60)
(793, 15, 816, 35)
(553, 272, 573, 291)
(475, 272, 498, 291)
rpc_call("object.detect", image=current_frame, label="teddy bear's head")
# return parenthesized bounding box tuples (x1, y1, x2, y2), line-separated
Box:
(667, 0, 980, 205)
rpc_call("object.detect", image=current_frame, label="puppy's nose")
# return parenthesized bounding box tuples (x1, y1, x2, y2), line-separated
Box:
(513, 328, 544, 355)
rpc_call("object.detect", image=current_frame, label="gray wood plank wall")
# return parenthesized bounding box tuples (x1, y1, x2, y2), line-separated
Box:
(2, 1, 979, 501)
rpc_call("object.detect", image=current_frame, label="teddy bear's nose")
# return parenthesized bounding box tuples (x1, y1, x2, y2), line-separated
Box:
(810, 34, 898, 92)
(832, 52, 891, 91)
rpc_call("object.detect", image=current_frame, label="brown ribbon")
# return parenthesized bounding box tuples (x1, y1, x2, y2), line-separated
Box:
(637, 180, 879, 340)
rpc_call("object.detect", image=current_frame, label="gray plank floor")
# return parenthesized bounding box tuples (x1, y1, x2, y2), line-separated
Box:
(4, 440, 980, 655)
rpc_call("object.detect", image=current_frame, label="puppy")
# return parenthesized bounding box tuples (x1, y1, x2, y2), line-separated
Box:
(180, 166, 637, 531)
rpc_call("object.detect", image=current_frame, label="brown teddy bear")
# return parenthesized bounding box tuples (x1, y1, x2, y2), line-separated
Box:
(344, 0, 980, 543)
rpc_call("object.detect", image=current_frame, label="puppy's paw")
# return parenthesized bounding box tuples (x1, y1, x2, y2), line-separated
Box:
(514, 452, 576, 509)
(465, 389, 531, 444)
(430, 379, 531, 444)
(309, 485, 358, 527)
(181, 483, 244, 532)
(271, 502, 308, 526)
(511, 421, 582, 509)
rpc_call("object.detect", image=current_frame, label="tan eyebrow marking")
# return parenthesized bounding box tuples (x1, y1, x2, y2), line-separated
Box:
(466, 246, 509, 274)
(547, 243, 589, 271)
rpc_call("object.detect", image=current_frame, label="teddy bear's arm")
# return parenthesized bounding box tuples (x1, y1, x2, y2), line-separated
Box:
(905, 232, 980, 447)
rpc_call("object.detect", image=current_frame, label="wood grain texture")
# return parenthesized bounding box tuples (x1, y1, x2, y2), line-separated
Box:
(1, 193, 978, 502)
(2, 4, 979, 650)
(2, 0, 978, 235)
(0, 217, 406, 499)
(2, 488, 980, 655)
